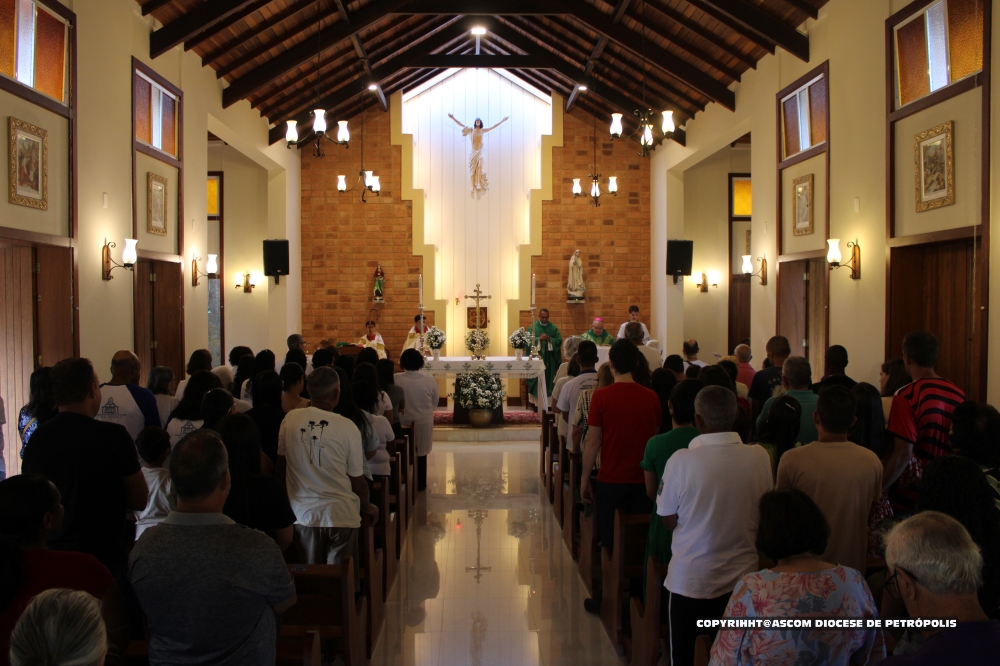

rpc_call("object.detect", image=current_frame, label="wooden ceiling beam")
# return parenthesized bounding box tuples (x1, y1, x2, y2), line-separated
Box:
(611, 0, 633, 24)
(581, 37, 607, 78)
(780, 0, 819, 20)
(150, 0, 262, 58)
(693, 0, 809, 61)
(624, 9, 741, 82)
(411, 55, 536, 68)
(141, 0, 174, 17)
(554, 0, 735, 110)
(397, 1, 559, 15)
(202, 0, 315, 68)
(645, 0, 757, 70)
(224, 0, 414, 108)
(185, 0, 272, 51)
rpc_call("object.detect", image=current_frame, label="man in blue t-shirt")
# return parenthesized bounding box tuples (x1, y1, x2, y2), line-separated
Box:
(94, 350, 160, 440)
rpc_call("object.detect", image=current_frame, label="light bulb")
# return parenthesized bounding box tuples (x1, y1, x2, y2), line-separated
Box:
(285, 120, 298, 143)
(371, 176, 380, 192)
(122, 239, 138, 266)
(312, 109, 327, 134)
(578, 85, 587, 91)
(364, 171, 374, 188)
(741, 255, 753, 275)
(662, 110, 675, 134)
(610, 113, 623, 138)
(827, 239, 842, 265)
(337, 175, 347, 191)
(337, 120, 349, 143)
(708, 270, 721, 287)
(235, 272, 244, 288)
(590, 179, 601, 198)
(641, 124, 653, 146)
(607, 176, 618, 193)
(471, 26, 486, 35)
(206, 254, 218, 274)
(368, 84, 377, 91)
(572, 178, 582, 195)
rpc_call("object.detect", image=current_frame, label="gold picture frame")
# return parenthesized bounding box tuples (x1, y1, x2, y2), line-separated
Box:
(147, 172, 168, 236)
(792, 173, 814, 236)
(8, 117, 48, 210)
(914, 120, 954, 212)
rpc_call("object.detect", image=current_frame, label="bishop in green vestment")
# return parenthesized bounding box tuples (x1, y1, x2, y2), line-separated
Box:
(526, 308, 562, 401)
(580, 317, 614, 347)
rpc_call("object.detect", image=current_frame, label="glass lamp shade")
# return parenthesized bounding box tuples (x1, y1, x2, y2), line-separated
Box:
(607, 176, 618, 193)
(708, 270, 721, 287)
(610, 113, 623, 138)
(370, 176, 381, 192)
(206, 254, 218, 274)
(471, 26, 486, 35)
(336, 120, 349, 143)
(337, 175, 347, 191)
(235, 272, 244, 288)
(662, 110, 675, 134)
(364, 171, 374, 188)
(827, 239, 842, 265)
(741, 255, 753, 275)
(641, 124, 654, 146)
(572, 178, 582, 195)
(122, 239, 138, 266)
(312, 109, 327, 134)
(285, 120, 298, 143)
(590, 179, 601, 198)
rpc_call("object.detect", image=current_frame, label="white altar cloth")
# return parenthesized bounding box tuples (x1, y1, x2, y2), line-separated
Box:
(420, 356, 549, 412)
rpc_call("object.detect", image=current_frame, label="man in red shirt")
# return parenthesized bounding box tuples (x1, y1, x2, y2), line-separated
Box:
(580, 340, 661, 614)
(885, 331, 965, 516)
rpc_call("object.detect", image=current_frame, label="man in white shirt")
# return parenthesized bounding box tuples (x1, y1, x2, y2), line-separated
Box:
(276, 367, 378, 565)
(624, 322, 662, 371)
(682, 339, 708, 371)
(554, 341, 599, 446)
(94, 350, 161, 440)
(616, 305, 650, 343)
(657, 386, 772, 666)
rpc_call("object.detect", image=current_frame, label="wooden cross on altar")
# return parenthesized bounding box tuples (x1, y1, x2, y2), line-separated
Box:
(464, 284, 491, 330)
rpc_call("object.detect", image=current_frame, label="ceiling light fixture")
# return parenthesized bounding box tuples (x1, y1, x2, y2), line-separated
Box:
(471, 26, 486, 35)
(284, 17, 349, 156)
(337, 80, 380, 202)
(574, 113, 616, 206)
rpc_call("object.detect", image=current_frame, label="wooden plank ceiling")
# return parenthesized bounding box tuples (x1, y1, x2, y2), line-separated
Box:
(137, 0, 828, 147)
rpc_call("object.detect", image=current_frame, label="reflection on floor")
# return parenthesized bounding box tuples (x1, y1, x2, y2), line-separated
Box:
(369, 442, 624, 666)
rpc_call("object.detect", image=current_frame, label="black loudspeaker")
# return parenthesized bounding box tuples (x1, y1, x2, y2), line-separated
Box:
(666, 240, 694, 277)
(263, 240, 289, 284)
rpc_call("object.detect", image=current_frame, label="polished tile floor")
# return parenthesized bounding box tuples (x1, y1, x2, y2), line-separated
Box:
(369, 442, 625, 666)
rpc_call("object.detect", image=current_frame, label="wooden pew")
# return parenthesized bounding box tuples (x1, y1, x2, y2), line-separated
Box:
(282, 560, 367, 666)
(400, 424, 416, 507)
(578, 492, 599, 597)
(600, 509, 650, 654)
(553, 429, 569, 527)
(539, 411, 552, 483)
(562, 449, 582, 560)
(276, 630, 322, 666)
(390, 435, 413, 525)
(359, 512, 384, 658)
(388, 451, 407, 559)
(372, 480, 397, 600)
(545, 418, 559, 504)
(629, 557, 669, 666)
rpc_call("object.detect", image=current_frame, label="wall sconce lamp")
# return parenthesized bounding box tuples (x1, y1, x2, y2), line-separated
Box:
(102, 238, 137, 280)
(235, 272, 255, 293)
(827, 239, 861, 279)
(741, 255, 768, 286)
(697, 270, 720, 292)
(191, 254, 219, 287)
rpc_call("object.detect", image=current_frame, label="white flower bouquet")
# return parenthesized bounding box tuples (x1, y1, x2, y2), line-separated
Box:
(451, 366, 506, 410)
(508, 327, 531, 350)
(465, 328, 490, 352)
(425, 326, 446, 349)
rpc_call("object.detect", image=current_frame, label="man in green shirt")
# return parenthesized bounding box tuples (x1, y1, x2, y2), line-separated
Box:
(581, 317, 614, 347)
(756, 356, 819, 444)
(640, 378, 704, 598)
(526, 309, 562, 406)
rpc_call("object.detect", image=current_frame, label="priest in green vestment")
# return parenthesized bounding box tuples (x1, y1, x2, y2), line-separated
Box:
(580, 317, 614, 347)
(526, 308, 562, 403)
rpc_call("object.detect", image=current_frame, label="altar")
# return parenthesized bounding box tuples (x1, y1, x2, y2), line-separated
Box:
(420, 356, 549, 416)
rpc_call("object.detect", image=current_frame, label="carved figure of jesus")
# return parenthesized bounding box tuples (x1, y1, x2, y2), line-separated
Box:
(447, 113, 508, 194)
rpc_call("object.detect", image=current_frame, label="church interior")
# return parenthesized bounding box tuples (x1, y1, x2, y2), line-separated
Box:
(2, 0, 1000, 664)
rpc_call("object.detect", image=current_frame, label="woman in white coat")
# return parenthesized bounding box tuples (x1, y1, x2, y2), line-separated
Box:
(394, 349, 439, 490)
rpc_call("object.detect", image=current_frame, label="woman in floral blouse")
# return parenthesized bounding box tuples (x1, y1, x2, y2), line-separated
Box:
(709, 489, 886, 666)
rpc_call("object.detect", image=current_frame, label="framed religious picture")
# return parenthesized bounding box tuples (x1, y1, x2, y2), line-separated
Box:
(792, 173, 814, 236)
(745, 230, 752, 254)
(147, 173, 168, 236)
(8, 117, 48, 210)
(467, 307, 488, 329)
(914, 120, 954, 212)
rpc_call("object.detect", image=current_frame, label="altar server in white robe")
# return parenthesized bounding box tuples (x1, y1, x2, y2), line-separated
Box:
(395, 348, 439, 492)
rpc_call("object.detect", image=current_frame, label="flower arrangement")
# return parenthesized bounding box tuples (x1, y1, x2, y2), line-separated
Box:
(425, 326, 446, 350)
(451, 469, 508, 501)
(465, 328, 490, 353)
(508, 327, 531, 350)
(451, 366, 506, 410)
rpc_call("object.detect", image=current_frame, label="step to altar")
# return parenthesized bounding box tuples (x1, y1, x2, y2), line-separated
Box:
(432, 425, 542, 442)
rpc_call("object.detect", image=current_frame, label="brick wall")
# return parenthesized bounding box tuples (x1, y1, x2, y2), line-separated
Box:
(520, 108, 652, 341)
(300, 107, 434, 358)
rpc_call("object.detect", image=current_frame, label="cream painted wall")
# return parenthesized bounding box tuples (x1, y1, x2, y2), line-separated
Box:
(207, 144, 270, 356)
(2, 89, 70, 235)
(781, 154, 827, 254)
(66, 0, 299, 381)
(134, 151, 178, 255)
(682, 145, 751, 360)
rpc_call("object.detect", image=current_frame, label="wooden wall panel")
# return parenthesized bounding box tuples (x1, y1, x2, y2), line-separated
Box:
(34, 245, 74, 367)
(0, 245, 34, 477)
(152, 260, 184, 383)
(777, 260, 807, 358)
(806, 259, 829, 374)
(134, 260, 153, 380)
(728, 274, 751, 355)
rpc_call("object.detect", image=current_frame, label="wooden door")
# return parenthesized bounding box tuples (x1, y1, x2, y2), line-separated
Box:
(152, 260, 185, 382)
(889, 240, 978, 397)
(134, 260, 154, 380)
(0, 245, 34, 476)
(805, 259, 829, 373)
(728, 274, 751, 354)
(34, 245, 75, 368)
(777, 260, 808, 358)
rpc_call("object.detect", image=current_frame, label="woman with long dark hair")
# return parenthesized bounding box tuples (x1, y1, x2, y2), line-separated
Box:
(755, 395, 802, 478)
(173, 349, 213, 398)
(16, 367, 57, 458)
(200, 389, 235, 431)
(353, 363, 393, 422)
(376, 358, 405, 439)
(217, 414, 295, 551)
(165, 370, 222, 447)
(850, 382, 894, 557)
(352, 380, 395, 484)
(333, 367, 377, 479)
(146, 366, 178, 430)
(232, 355, 256, 403)
(278, 363, 309, 413)
(950, 401, 1000, 503)
(247, 371, 284, 466)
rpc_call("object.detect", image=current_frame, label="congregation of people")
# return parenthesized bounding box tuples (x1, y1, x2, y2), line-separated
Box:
(2, 303, 1000, 665)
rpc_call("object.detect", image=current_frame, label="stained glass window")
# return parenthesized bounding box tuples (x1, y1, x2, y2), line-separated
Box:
(0, 0, 67, 104)
(780, 74, 828, 160)
(134, 70, 178, 157)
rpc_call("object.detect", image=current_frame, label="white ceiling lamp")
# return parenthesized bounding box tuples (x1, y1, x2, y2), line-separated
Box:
(471, 26, 487, 35)
(337, 80, 380, 202)
(284, 20, 349, 156)
(662, 110, 675, 134)
(575, 113, 615, 206)
(609, 113, 623, 138)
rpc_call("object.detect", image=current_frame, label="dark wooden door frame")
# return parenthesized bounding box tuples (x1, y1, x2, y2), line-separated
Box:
(728, 172, 752, 352)
(208, 171, 225, 359)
